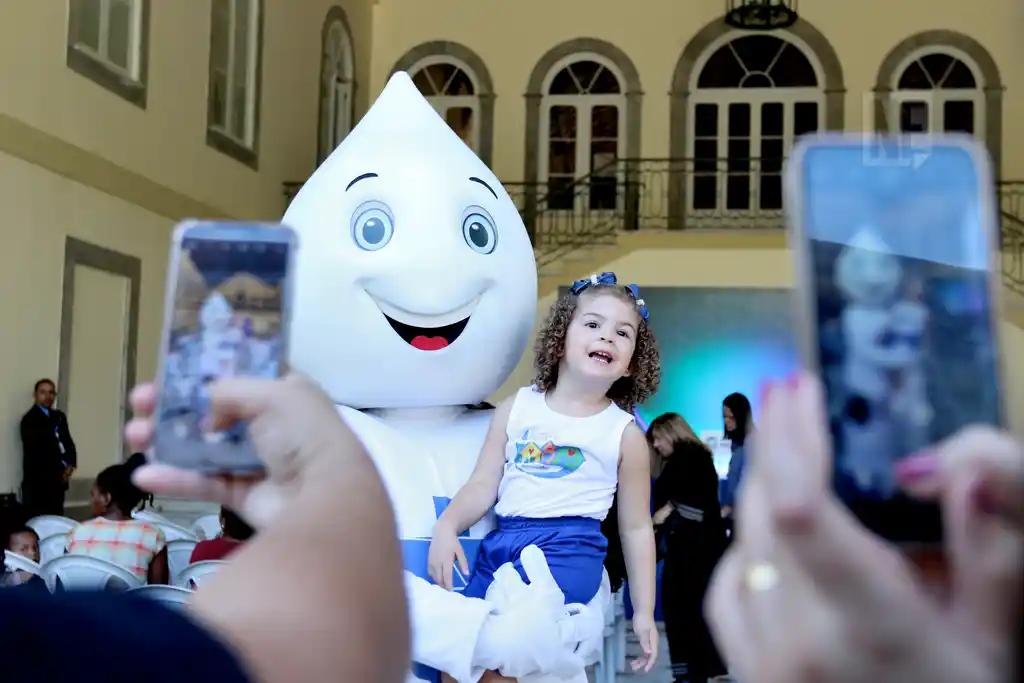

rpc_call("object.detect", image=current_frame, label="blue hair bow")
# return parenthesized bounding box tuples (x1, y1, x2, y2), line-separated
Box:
(569, 272, 650, 321)
(625, 283, 650, 321)
(570, 271, 617, 294)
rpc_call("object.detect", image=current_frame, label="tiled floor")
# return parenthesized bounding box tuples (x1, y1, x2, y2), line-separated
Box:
(612, 626, 673, 682)
(602, 625, 733, 683)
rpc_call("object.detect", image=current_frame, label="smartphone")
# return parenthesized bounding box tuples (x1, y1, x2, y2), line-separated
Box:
(786, 134, 1004, 549)
(153, 221, 297, 473)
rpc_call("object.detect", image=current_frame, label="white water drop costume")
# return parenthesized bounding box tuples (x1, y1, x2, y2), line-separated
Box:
(283, 73, 608, 683)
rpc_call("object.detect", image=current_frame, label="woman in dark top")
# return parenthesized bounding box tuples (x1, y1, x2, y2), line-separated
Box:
(720, 392, 754, 521)
(649, 412, 727, 683)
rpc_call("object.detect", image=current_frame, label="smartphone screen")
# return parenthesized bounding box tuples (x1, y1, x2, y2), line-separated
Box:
(154, 222, 295, 473)
(788, 137, 1003, 545)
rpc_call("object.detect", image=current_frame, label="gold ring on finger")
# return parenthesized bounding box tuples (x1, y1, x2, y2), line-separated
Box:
(744, 560, 780, 593)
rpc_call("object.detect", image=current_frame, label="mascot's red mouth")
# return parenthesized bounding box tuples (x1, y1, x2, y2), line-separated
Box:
(382, 314, 470, 351)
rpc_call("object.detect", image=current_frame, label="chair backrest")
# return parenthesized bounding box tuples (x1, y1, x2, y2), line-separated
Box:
(190, 514, 222, 541)
(126, 584, 194, 608)
(165, 539, 198, 582)
(176, 560, 228, 589)
(40, 554, 142, 593)
(38, 533, 69, 564)
(154, 521, 199, 543)
(27, 515, 77, 539)
(3, 551, 41, 575)
(132, 509, 173, 526)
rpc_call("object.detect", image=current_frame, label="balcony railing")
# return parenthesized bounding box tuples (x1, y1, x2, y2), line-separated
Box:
(999, 180, 1024, 294)
(283, 169, 1024, 284)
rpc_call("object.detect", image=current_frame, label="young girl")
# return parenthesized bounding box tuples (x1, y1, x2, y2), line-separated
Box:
(428, 272, 661, 679)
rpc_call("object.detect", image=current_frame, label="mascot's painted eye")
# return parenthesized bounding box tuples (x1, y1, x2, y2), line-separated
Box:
(352, 203, 394, 251)
(462, 210, 497, 254)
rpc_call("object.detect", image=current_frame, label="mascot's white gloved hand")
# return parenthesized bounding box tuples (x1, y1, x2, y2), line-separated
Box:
(474, 545, 588, 678)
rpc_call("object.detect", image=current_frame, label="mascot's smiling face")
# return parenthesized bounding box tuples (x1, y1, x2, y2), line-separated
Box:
(283, 73, 538, 409)
(835, 229, 903, 307)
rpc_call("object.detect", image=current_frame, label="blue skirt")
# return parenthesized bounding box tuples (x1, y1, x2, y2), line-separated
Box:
(462, 516, 608, 605)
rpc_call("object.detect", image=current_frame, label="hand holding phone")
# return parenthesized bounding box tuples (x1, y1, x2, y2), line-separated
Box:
(153, 221, 297, 473)
(785, 134, 1004, 547)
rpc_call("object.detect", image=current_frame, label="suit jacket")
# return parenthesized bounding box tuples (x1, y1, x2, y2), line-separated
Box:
(20, 405, 77, 492)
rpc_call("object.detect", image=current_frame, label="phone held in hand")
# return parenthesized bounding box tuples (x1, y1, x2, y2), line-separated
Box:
(153, 221, 297, 474)
(785, 134, 1005, 550)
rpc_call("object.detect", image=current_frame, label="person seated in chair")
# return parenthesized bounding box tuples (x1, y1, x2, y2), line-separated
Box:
(1, 524, 47, 590)
(65, 454, 169, 584)
(190, 507, 254, 563)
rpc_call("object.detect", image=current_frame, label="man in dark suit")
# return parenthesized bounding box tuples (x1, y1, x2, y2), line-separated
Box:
(20, 379, 77, 517)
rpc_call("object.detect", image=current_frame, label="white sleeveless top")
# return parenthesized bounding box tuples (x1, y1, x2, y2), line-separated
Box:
(494, 386, 635, 521)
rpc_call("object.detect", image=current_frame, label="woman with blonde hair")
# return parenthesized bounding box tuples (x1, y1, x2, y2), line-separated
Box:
(649, 412, 727, 683)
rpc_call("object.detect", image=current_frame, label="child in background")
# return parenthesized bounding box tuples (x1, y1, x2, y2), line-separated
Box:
(429, 272, 662, 680)
(2, 524, 45, 588)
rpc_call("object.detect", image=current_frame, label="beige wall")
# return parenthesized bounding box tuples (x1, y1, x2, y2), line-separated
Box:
(0, 0, 374, 493)
(371, 0, 1022, 182)
(494, 237, 1024, 437)
(0, 0, 374, 221)
(0, 153, 171, 490)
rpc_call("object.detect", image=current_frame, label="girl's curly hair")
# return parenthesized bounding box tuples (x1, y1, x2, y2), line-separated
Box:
(532, 284, 660, 412)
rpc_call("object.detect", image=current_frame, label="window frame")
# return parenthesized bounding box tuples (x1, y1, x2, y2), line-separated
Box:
(884, 47, 986, 141)
(318, 10, 357, 163)
(538, 54, 628, 213)
(66, 0, 150, 108)
(409, 56, 482, 153)
(206, 0, 265, 169)
(686, 32, 825, 226)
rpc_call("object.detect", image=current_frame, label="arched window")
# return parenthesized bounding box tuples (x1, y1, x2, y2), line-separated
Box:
(888, 50, 984, 139)
(411, 59, 480, 151)
(689, 34, 823, 223)
(318, 11, 355, 163)
(540, 56, 625, 211)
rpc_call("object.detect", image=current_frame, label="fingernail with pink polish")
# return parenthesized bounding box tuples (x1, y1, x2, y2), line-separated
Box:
(893, 451, 938, 482)
(785, 372, 802, 389)
(759, 381, 774, 403)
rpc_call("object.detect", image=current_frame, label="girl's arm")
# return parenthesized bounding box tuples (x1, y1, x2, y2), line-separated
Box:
(616, 424, 657, 616)
(435, 397, 514, 535)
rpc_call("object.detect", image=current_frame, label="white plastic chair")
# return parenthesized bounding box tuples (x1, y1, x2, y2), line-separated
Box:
(40, 555, 142, 593)
(612, 589, 628, 674)
(132, 509, 173, 526)
(38, 533, 69, 564)
(190, 514, 221, 541)
(3, 551, 41, 575)
(176, 560, 228, 589)
(154, 521, 199, 543)
(127, 584, 194, 608)
(165, 539, 198, 582)
(594, 588, 622, 683)
(26, 515, 77, 539)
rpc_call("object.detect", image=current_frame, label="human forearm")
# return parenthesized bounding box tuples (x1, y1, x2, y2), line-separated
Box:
(188, 454, 409, 683)
(621, 526, 656, 614)
(436, 481, 498, 534)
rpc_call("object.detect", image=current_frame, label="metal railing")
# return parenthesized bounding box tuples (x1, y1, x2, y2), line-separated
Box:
(282, 166, 623, 267)
(999, 181, 1024, 294)
(283, 170, 1024, 287)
